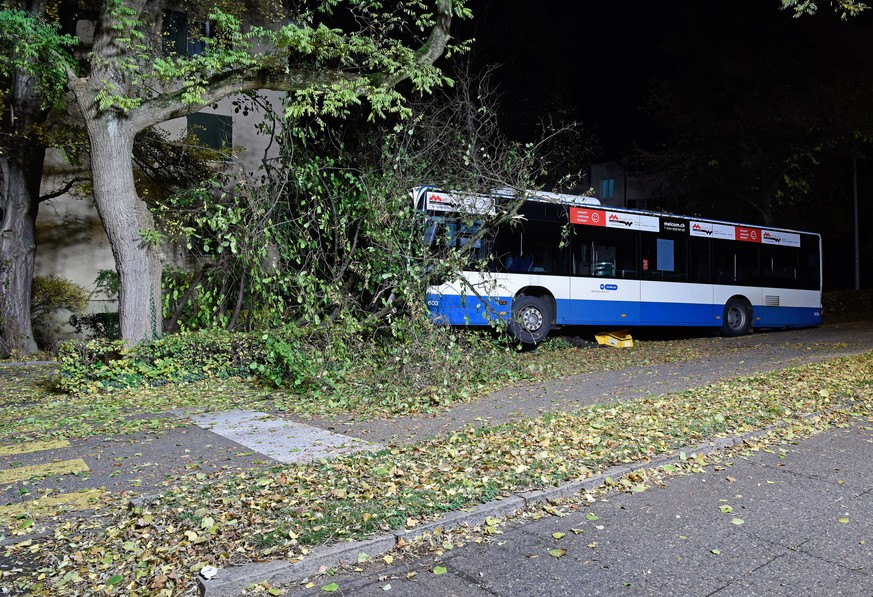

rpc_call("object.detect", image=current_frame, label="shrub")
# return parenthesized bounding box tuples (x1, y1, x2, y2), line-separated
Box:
(30, 275, 89, 349)
(68, 312, 120, 340)
(57, 330, 267, 394)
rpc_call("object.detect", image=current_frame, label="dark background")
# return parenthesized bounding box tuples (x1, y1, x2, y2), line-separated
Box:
(451, 1, 873, 290)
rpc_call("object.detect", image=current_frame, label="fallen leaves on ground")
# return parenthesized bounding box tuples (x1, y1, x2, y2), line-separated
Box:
(2, 350, 872, 594)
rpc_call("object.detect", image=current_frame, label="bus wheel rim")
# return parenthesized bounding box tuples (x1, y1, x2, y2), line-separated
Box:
(728, 306, 745, 329)
(520, 306, 543, 331)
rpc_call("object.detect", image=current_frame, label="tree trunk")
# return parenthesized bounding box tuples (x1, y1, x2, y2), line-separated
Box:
(86, 114, 163, 345)
(0, 69, 47, 356)
(0, 159, 41, 356)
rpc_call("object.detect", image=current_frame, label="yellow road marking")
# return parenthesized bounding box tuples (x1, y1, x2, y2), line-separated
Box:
(0, 488, 104, 520)
(0, 458, 89, 484)
(0, 439, 71, 457)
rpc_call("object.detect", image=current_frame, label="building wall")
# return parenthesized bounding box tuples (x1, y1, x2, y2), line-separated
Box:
(590, 162, 626, 207)
(590, 160, 667, 210)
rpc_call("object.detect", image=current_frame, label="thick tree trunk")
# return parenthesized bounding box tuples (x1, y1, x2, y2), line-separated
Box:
(0, 69, 47, 356)
(0, 159, 41, 356)
(87, 114, 163, 345)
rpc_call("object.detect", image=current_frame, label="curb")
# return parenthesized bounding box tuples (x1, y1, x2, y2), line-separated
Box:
(197, 422, 806, 597)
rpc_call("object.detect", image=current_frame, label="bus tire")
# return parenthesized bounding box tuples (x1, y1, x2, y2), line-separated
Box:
(510, 295, 553, 344)
(721, 298, 752, 336)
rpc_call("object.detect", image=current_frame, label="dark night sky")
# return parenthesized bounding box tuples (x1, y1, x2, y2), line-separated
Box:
(458, 1, 873, 158)
(461, 1, 670, 158)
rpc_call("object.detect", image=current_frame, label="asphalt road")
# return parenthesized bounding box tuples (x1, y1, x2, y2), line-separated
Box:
(285, 419, 873, 597)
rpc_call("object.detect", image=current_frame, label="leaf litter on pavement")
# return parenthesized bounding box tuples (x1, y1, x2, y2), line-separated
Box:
(0, 334, 778, 447)
(2, 349, 873, 595)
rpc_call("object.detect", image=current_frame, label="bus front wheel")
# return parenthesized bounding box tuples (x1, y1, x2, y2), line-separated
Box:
(510, 295, 553, 344)
(721, 298, 752, 336)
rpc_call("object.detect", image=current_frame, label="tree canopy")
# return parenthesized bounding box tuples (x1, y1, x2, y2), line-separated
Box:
(782, 0, 869, 18)
(63, 0, 467, 346)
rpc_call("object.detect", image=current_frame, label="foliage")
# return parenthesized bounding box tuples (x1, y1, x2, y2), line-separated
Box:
(29, 275, 88, 329)
(28, 275, 88, 348)
(154, 69, 588, 342)
(822, 289, 873, 321)
(782, 0, 868, 18)
(0, 8, 77, 109)
(55, 330, 266, 394)
(67, 312, 120, 341)
(62, 0, 470, 347)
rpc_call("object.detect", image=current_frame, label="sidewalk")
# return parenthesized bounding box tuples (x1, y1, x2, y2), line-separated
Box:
(284, 419, 873, 596)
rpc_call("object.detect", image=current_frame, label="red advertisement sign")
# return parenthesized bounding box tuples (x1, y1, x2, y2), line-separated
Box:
(570, 207, 606, 227)
(735, 226, 761, 243)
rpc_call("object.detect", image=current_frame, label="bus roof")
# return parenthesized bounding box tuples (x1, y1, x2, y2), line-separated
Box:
(411, 186, 817, 238)
(412, 186, 601, 215)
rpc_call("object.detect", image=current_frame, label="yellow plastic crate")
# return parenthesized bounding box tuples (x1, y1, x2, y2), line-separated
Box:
(595, 330, 634, 348)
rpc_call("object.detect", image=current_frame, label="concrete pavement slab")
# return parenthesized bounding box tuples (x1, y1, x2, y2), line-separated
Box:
(190, 410, 379, 464)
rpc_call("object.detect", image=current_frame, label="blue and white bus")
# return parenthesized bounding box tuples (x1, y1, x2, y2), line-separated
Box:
(415, 187, 823, 343)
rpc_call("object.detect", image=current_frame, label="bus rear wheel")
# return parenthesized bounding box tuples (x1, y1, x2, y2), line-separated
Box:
(721, 298, 752, 336)
(510, 295, 553, 344)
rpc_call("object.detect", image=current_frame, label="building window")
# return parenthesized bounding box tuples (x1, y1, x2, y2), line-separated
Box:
(600, 178, 615, 199)
(187, 113, 232, 150)
(164, 10, 211, 57)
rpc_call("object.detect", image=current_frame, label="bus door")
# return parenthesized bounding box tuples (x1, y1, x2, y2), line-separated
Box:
(568, 227, 640, 326)
(491, 208, 572, 323)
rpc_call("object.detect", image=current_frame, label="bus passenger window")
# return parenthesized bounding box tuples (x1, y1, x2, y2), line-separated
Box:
(575, 243, 592, 276)
(641, 234, 686, 281)
(688, 238, 710, 283)
(575, 229, 637, 279)
(713, 240, 758, 285)
(656, 239, 674, 272)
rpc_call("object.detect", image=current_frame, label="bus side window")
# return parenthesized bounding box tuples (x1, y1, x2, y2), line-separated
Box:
(713, 240, 759, 285)
(641, 234, 687, 282)
(575, 242, 592, 276)
(689, 238, 710, 283)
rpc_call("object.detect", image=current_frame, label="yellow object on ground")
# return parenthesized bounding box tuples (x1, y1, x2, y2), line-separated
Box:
(0, 439, 71, 457)
(595, 330, 634, 348)
(0, 458, 89, 485)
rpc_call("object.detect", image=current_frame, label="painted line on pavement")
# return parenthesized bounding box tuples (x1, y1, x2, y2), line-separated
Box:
(0, 488, 104, 520)
(0, 458, 89, 485)
(0, 439, 71, 457)
(190, 410, 379, 464)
